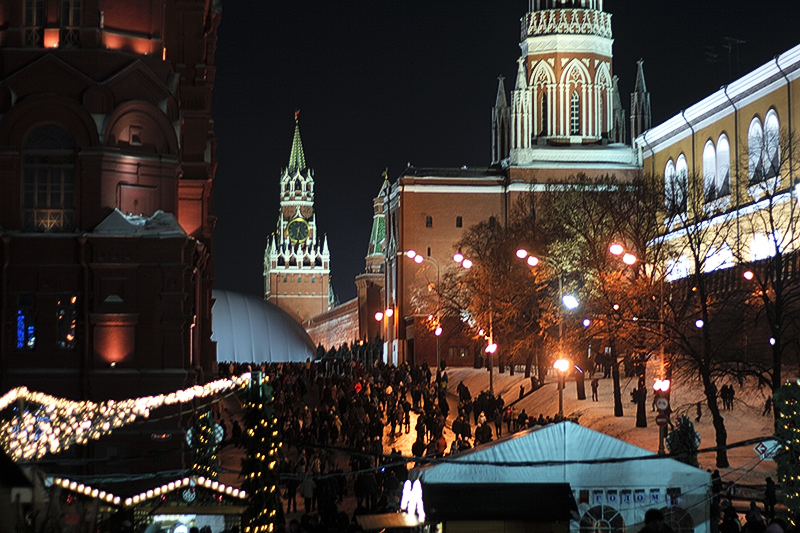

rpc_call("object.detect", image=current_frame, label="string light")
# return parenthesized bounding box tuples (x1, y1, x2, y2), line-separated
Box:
(51, 475, 247, 507)
(0, 373, 251, 461)
(775, 379, 800, 525)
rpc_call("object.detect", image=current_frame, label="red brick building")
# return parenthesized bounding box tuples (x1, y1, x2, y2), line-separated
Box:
(0, 0, 219, 479)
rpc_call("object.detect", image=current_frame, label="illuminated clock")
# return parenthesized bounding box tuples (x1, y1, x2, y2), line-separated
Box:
(287, 218, 310, 243)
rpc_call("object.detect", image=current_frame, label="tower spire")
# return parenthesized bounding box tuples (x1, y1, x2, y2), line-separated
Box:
(288, 109, 306, 172)
(492, 76, 510, 164)
(630, 59, 652, 143)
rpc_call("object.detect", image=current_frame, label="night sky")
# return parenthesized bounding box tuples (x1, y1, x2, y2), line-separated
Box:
(211, 0, 800, 303)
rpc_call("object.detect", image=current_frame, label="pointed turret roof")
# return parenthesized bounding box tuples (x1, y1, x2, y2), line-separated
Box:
(495, 76, 508, 107)
(287, 110, 306, 173)
(634, 59, 647, 94)
(514, 58, 528, 90)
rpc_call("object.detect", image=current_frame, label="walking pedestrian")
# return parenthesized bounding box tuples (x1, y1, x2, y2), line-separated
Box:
(591, 378, 599, 401)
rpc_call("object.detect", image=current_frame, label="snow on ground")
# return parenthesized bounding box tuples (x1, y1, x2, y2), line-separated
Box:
(436, 363, 777, 489)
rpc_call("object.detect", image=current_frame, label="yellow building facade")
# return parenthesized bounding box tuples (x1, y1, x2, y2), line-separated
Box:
(637, 45, 800, 279)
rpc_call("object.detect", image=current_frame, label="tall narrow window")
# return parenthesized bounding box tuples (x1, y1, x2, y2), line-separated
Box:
(425, 216, 432, 228)
(541, 92, 548, 136)
(23, 125, 76, 232)
(56, 294, 77, 350)
(23, 0, 44, 46)
(703, 140, 716, 202)
(60, 0, 81, 47)
(456, 216, 463, 228)
(570, 91, 580, 135)
(664, 160, 677, 217)
(764, 110, 780, 180)
(675, 155, 688, 215)
(748, 118, 765, 184)
(16, 294, 36, 350)
(716, 135, 731, 197)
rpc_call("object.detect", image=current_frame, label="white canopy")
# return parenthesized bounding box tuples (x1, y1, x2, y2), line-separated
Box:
(415, 422, 710, 533)
(211, 290, 315, 364)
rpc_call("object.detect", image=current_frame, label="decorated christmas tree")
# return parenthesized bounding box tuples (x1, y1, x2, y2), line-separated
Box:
(241, 371, 283, 533)
(665, 415, 700, 467)
(189, 411, 220, 480)
(775, 381, 800, 524)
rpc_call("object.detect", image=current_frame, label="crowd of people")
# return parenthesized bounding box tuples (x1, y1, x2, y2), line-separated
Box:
(215, 359, 571, 532)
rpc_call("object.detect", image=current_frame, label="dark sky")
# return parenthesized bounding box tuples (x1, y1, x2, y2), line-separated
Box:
(211, 0, 800, 303)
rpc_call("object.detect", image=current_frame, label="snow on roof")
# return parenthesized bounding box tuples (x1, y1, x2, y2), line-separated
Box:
(92, 209, 186, 236)
(415, 422, 709, 490)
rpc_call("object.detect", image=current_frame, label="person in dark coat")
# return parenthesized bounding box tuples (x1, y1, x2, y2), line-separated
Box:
(764, 477, 777, 519)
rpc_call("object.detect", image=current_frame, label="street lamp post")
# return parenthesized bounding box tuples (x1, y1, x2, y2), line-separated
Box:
(403, 250, 441, 369)
(516, 249, 582, 396)
(453, 252, 497, 395)
(554, 358, 570, 417)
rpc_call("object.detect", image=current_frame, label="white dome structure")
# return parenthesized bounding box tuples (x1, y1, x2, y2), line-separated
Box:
(211, 290, 316, 363)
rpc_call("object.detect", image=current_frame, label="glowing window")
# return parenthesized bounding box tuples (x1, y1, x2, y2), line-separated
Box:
(664, 159, 676, 216)
(704, 243, 734, 273)
(716, 134, 731, 197)
(764, 110, 780, 179)
(22, 125, 76, 232)
(703, 140, 716, 202)
(570, 91, 580, 135)
(748, 118, 765, 184)
(16, 294, 36, 350)
(56, 294, 77, 350)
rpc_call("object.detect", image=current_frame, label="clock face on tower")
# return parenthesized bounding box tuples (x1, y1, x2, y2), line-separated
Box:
(287, 218, 310, 243)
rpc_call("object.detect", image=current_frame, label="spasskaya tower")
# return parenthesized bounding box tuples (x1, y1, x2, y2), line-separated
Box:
(263, 112, 331, 322)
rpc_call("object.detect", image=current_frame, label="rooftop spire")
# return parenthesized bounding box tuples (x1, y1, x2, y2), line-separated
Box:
(634, 59, 647, 94)
(495, 75, 508, 107)
(287, 109, 306, 173)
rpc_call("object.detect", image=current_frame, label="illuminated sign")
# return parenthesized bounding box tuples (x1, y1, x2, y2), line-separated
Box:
(400, 479, 426, 524)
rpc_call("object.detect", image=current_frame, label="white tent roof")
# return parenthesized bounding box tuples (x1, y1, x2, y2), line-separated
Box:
(211, 290, 315, 364)
(416, 422, 709, 490)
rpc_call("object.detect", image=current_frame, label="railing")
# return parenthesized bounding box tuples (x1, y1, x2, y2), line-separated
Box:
(61, 27, 80, 47)
(522, 9, 612, 40)
(23, 27, 43, 47)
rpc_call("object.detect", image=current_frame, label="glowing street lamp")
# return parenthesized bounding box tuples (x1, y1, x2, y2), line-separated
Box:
(404, 250, 441, 369)
(554, 358, 570, 417)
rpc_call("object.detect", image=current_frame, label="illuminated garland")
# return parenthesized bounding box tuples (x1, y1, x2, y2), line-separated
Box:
(0, 373, 250, 461)
(51, 475, 246, 507)
(241, 373, 282, 533)
(775, 381, 800, 525)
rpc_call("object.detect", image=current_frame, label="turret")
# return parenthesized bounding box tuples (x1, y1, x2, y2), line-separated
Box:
(491, 76, 510, 164)
(630, 59, 651, 143)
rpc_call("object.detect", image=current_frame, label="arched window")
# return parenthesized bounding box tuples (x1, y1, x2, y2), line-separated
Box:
(570, 91, 580, 135)
(675, 155, 688, 214)
(716, 134, 731, 197)
(748, 117, 764, 184)
(664, 159, 676, 216)
(425, 215, 432, 228)
(703, 140, 716, 202)
(23, 124, 75, 232)
(580, 506, 624, 533)
(294, 177, 302, 191)
(764, 110, 780, 179)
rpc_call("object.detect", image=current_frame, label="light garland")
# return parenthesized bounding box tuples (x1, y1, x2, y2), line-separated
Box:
(51, 475, 247, 507)
(775, 380, 800, 525)
(0, 373, 251, 461)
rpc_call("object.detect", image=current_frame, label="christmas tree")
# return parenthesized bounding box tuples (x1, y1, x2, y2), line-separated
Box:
(665, 415, 700, 467)
(241, 372, 283, 533)
(775, 381, 800, 524)
(189, 411, 219, 480)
